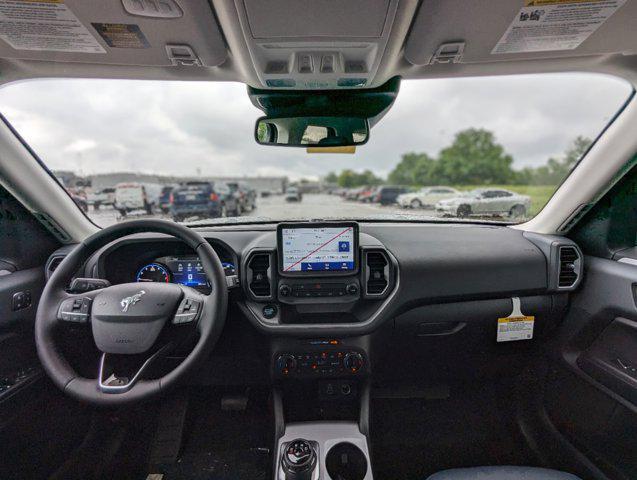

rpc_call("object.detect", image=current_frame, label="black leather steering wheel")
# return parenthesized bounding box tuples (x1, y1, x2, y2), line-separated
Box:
(35, 219, 227, 406)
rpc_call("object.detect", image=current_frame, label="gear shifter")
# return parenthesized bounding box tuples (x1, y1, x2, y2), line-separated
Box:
(280, 439, 317, 480)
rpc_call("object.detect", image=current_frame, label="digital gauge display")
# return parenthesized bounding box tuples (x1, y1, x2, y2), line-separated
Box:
(136, 257, 236, 289)
(136, 263, 170, 283)
(168, 259, 209, 288)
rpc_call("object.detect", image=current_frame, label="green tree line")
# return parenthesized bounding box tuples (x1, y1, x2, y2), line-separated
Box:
(324, 128, 591, 188)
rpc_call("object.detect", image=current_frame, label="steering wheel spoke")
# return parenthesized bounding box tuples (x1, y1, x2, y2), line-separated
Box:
(97, 343, 173, 394)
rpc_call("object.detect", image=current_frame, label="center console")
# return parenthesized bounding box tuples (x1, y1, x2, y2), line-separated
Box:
(277, 424, 372, 480)
(238, 222, 389, 479)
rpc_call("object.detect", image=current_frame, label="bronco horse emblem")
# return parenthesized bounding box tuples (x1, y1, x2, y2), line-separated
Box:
(120, 290, 146, 313)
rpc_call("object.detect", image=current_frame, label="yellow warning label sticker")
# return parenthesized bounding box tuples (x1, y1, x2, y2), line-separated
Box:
(497, 316, 535, 342)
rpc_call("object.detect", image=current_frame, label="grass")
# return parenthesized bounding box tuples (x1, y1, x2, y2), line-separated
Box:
(453, 184, 557, 217)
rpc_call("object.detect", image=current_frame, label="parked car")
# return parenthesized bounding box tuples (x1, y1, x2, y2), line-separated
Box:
(345, 186, 366, 200)
(170, 181, 239, 222)
(158, 185, 175, 213)
(285, 186, 302, 202)
(358, 187, 379, 203)
(436, 188, 531, 219)
(114, 182, 151, 216)
(372, 185, 410, 205)
(397, 186, 460, 209)
(227, 181, 256, 213)
(87, 187, 115, 210)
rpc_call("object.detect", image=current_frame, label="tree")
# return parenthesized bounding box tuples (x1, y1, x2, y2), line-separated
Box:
(337, 169, 382, 188)
(436, 128, 514, 185)
(517, 136, 592, 185)
(337, 169, 358, 188)
(324, 171, 338, 184)
(388, 152, 435, 185)
(546, 135, 591, 182)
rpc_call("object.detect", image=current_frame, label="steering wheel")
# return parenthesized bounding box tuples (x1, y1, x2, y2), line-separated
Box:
(35, 219, 228, 406)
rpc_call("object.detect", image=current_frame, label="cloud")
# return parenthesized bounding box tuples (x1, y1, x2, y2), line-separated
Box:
(64, 139, 97, 153)
(0, 73, 630, 181)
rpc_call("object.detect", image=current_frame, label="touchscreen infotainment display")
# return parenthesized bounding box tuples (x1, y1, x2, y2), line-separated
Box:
(279, 223, 357, 274)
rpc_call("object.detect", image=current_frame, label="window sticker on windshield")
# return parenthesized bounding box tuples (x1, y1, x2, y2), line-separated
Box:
(0, 0, 105, 53)
(91, 23, 149, 49)
(497, 297, 535, 342)
(492, 0, 626, 54)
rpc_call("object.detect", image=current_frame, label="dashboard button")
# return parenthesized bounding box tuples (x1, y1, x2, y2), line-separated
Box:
(279, 284, 291, 297)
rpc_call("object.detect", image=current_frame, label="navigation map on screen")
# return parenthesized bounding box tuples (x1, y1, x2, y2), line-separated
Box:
(281, 225, 355, 273)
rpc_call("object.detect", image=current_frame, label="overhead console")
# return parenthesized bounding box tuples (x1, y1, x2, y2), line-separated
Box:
(241, 222, 397, 334)
(232, 0, 399, 89)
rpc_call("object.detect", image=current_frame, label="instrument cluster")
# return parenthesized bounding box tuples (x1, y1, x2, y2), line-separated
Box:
(136, 256, 236, 290)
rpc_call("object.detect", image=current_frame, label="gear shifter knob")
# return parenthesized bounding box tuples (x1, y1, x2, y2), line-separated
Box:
(281, 439, 317, 480)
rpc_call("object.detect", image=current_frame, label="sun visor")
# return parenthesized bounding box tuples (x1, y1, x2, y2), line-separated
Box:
(404, 0, 637, 66)
(0, 0, 227, 67)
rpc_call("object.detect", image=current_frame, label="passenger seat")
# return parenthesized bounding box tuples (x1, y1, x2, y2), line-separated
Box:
(426, 466, 582, 480)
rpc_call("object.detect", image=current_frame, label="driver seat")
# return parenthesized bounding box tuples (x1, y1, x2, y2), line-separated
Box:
(426, 466, 582, 480)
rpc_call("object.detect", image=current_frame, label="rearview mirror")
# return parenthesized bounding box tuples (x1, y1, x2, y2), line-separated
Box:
(255, 116, 369, 147)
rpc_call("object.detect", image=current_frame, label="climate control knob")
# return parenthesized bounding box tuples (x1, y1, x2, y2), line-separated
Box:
(343, 352, 364, 373)
(346, 283, 359, 295)
(276, 354, 297, 375)
(279, 284, 292, 297)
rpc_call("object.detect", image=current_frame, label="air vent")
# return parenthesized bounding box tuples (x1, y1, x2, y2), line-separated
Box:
(365, 250, 389, 296)
(558, 246, 580, 288)
(45, 255, 65, 280)
(247, 252, 272, 298)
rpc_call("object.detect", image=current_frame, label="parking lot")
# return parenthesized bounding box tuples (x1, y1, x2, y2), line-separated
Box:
(87, 193, 437, 227)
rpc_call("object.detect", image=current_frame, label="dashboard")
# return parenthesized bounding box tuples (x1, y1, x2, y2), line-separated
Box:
(60, 221, 582, 385)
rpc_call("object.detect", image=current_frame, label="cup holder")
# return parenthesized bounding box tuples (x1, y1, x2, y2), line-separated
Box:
(325, 442, 368, 480)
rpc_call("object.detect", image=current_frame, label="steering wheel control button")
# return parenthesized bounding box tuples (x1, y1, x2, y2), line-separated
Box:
(173, 297, 201, 324)
(69, 278, 111, 293)
(58, 297, 91, 323)
(262, 304, 278, 319)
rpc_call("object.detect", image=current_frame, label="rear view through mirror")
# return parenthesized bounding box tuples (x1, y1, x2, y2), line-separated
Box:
(255, 116, 369, 147)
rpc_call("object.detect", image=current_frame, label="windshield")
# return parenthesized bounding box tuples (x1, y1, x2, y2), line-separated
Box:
(0, 74, 631, 227)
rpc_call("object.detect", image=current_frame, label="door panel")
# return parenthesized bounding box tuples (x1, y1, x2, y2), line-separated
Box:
(578, 317, 637, 405)
(0, 185, 59, 431)
(542, 256, 637, 480)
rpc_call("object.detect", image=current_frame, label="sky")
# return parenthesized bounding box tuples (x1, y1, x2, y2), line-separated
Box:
(0, 73, 631, 181)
